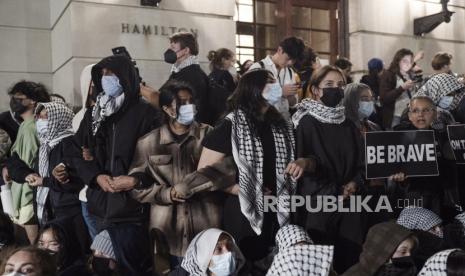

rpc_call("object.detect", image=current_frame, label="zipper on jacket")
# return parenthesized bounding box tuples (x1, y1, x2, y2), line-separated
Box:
(110, 123, 116, 172)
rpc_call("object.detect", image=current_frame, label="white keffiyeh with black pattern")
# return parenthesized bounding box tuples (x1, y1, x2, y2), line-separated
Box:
(91, 93, 125, 135)
(418, 249, 461, 276)
(35, 102, 74, 225)
(268, 224, 334, 276)
(292, 98, 345, 128)
(416, 73, 465, 110)
(396, 207, 443, 238)
(227, 109, 296, 235)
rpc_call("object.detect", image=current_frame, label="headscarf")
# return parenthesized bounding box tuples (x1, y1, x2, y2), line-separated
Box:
(35, 102, 74, 225)
(416, 73, 465, 110)
(397, 207, 443, 237)
(292, 98, 345, 128)
(267, 225, 334, 276)
(181, 228, 245, 276)
(418, 249, 461, 275)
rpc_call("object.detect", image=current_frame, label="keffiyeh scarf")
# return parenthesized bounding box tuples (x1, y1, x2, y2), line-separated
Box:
(227, 110, 296, 235)
(397, 207, 443, 237)
(36, 102, 74, 225)
(416, 73, 465, 110)
(91, 92, 125, 135)
(292, 98, 345, 128)
(171, 55, 200, 74)
(418, 249, 460, 276)
(275, 224, 313, 251)
(269, 224, 334, 276)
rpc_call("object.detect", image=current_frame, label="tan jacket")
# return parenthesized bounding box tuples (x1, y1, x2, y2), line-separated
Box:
(128, 122, 234, 258)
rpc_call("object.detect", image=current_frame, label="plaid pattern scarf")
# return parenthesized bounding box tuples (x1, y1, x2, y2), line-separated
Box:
(35, 102, 74, 225)
(171, 55, 200, 74)
(418, 249, 460, 276)
(292, 98, 345, 128)
(227, 109, 296, 235)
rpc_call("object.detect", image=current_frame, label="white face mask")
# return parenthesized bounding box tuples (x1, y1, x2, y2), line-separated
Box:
(358, 101, 375, 119)
(36, 119, 48, 135)
(438, 95, 454, 109)
(262, 83, 283, 105)
(176, 104, 195, 125)
(209, 251, 236, 276)
(4, 272, 27, 276)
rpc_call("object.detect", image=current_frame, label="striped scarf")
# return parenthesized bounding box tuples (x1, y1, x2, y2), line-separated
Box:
(227, 109, 296, 235)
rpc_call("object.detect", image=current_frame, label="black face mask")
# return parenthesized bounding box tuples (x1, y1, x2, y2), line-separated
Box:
(92, 257, 114, 276)
(10, 97, 30, 115)
(320, 87, 344, 107)
(377, 257, 417, 276)
(164, 49, 178, 64)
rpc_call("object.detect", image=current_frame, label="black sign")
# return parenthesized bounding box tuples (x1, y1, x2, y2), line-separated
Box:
(365, 130, 439, 179)
(447, 124, 465, 164)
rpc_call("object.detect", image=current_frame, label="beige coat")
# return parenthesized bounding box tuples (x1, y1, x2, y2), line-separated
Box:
(129, 122, 235, 259)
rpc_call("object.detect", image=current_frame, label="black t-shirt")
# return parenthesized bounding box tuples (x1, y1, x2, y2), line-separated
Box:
(202, 118, 277, 194)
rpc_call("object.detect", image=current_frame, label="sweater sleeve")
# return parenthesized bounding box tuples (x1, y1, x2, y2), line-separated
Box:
(379, 71, 405, 105)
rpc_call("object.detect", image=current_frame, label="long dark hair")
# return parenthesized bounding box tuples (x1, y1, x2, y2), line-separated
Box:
(226, 69, 287, 128)
(388, 48, 413, 76)
(447, 250, 465, 276)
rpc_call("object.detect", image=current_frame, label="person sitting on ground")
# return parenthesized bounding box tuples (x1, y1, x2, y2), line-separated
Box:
(170, 228, 245, 276)
(343, 221, 418, 276)
(267, 224, 336, 276)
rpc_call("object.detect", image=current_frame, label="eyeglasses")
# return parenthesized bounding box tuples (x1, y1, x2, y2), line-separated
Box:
(408, 108, 434, 115)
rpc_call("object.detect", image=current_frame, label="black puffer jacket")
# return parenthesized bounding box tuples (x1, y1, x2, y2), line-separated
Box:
(77, 55, 162, 225)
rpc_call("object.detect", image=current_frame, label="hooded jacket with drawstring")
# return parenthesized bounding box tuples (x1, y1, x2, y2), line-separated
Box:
(343, 221, 413, 276)
(74, 55, 163, 225)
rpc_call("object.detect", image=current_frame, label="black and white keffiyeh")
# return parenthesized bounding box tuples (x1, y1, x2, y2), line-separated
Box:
(416, 73, 465, 110)
(35, 102, 74, 225)
(269, 224, 333, 276)
(226, 110, 296, 235)
(397, 207, 443, 237)
(455, 212, 465, 229)
(91, 92, 125, 135)
(418, 249, 460, 276)
(171, 55, 200, 74)
(292, 98, 345, 128)
(275, 224, 313, 251)
(181, 228, 245, 276)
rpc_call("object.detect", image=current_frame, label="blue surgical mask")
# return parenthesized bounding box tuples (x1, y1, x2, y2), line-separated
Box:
(209, 251, 236, 276)
(101, 75, 123, 97)
(176, 104, 195, 125)
(262, 83, 283, 105)
(438, 95, 454, 109)
(36, 119, 48, 135)
(358, 101, 375, 119)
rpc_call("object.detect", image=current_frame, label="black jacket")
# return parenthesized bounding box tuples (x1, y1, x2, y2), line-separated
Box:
(77, 55, 162, 225)
(166, 64, 209, 124)
(0, 111, 19, 144)
(207, 69, 236, 125)
(107, 224, 152, 276)
(7, 136, 83, 216)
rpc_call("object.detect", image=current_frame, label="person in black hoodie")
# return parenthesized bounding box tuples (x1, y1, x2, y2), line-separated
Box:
(90, 224, 152, 276)
(36, 218, 91, 276)
(162, 32, 210, 124)
(66, 55, 162, 231)
(393, 96, 460, 219)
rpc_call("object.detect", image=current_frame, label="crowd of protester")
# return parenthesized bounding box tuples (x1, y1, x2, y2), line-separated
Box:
(1, 31, 465, 276)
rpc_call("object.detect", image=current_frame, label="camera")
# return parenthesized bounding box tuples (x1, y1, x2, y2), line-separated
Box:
(111, 46, 144, 84)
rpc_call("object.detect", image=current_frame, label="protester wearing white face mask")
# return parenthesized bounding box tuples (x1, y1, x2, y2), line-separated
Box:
(171, 228, 245, 276)
(343, 83, 381, 133)
(127, 81, 226, 273)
